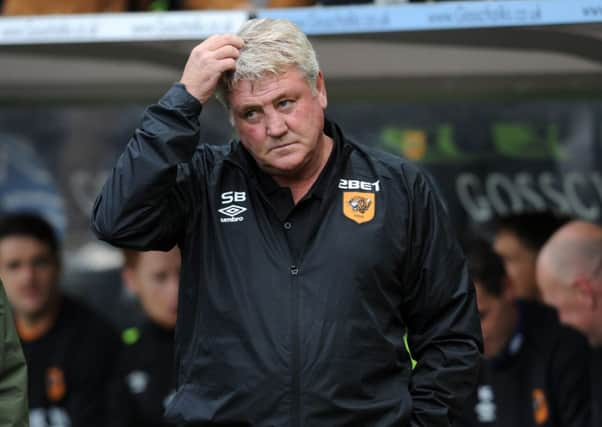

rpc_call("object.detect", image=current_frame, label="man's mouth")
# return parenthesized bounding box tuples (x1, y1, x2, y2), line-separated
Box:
(271, 142, 296, 151)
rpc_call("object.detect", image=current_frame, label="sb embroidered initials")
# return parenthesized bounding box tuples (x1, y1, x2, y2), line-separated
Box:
(221, 191, 246, 204)
(219, 191, 247, 223)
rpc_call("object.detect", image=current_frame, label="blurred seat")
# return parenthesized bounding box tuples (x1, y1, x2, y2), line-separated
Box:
(2, 0, 127, 15)
(180, 0, 314, 9)
(180, 0, 250, 9)
(268, 0, 315, 7)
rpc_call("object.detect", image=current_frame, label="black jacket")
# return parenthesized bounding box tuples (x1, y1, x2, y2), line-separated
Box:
(108, 321, 176, 427)
(591, 348, 602, 427)
(22, 296, 119, 427)
(459, 301, 591, 427)
(92, 83, 482, 427)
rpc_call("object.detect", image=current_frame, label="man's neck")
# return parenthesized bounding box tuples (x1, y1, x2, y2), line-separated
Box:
(15, 296, 61, 342)
(486, 304, 519, 359)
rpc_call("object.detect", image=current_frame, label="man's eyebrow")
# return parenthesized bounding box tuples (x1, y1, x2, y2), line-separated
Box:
(233, 103, 261, 113)
(273, 94, 292, 102)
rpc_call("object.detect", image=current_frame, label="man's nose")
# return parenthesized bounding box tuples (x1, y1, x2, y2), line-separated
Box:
(18, 265, 36, 285)
(265, 112, 287, 138)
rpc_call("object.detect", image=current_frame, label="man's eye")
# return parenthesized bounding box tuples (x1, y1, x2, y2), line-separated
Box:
(153, 272, 168, 285)
(244, 110, 257, 119)
(33, 257, 51, 268)
(278, 100, 292, 108)
(6, 261, 21, 271)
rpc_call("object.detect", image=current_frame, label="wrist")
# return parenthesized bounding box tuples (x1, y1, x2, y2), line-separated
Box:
(159, 83, 203, 116)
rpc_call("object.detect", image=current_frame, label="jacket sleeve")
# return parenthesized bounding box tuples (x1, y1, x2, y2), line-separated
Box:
(91, 83, 203, 251)
(400, 165, 483, 427)
(0, 280, 29, 427)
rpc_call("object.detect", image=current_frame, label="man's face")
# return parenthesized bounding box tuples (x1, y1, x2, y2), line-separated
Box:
(475, 282, 517, 358)
(0, 236, 59, 318)
(493, 230, 539, 300)
(228, 67, 328, 179)
(539, 274, 593, 338)
(125, 248, 181, 330)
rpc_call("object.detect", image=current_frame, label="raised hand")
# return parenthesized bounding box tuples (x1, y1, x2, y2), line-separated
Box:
(180, 34, 244, 104)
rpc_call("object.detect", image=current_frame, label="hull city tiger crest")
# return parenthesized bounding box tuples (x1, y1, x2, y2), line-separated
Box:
(46, 366, 66, 402)
(532, 388, 550, 425)
(343, 192, 375, 224)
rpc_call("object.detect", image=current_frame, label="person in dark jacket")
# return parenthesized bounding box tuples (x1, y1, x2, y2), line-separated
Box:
(92, 18, 483, 427)
(0, 278, 29, 427)
(459, 238, 591, 427)
(108, 247, 181, 427)
(0, 213, 120, 427)
(537, 220, 602, 427)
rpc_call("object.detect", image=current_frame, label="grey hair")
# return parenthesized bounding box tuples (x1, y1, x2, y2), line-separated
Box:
(216, 18, 320, 109)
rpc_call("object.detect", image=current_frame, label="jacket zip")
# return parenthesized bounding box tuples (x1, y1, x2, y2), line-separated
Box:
(250, 183, 302, 427)
(224, 143, 352, 427)
(290, 262, 301, 427)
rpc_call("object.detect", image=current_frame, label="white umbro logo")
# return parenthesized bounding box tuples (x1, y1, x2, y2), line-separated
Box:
(218, 205, 247, 217)
(219, 191, 247, 223)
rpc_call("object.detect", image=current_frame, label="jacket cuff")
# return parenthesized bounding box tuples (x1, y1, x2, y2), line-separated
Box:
(159, 83, 203, 117)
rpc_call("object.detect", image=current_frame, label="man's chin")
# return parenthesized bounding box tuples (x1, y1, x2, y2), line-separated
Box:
(19, 298, 47, 315)
(261, 157, 307, 178)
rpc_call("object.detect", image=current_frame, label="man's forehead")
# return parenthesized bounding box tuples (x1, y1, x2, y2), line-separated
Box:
(232, 74, 284, 96)
(0, 234, 46, 247)
(0, 235, 53, 257)
(229, 69, 308, 102)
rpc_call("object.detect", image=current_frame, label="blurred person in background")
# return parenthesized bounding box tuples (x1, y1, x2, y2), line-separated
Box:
(493, 211, 568, 301)
(108, 247, 181, 427)
(537, 220, 602, 427)
(0, 213, 119, 427)
(458, 237, 591, 427)
(0, 279, 29, 427)
(92, 17, 482, 427)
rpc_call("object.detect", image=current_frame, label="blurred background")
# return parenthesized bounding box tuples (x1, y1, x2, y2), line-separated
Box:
(1, 0, 601, 309)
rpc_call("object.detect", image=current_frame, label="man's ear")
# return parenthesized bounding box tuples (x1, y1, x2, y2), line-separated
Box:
(573, 275, 596, 310)
(316, 71, 327, 110)
(501, 276, 517, 301)
(122, 268, 139, 296)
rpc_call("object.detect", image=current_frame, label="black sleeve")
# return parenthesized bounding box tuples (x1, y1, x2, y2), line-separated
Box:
(400, 165, 483, 427)
(548, 327, 591, 427)
(91, 83, 203, 251)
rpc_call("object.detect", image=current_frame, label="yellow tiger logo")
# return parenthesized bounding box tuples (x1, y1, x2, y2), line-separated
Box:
(343, 192, 375, 224)
(348, 197, 372, 214)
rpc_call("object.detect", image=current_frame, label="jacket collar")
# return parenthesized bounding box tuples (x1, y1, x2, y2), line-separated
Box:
(224, 117, 354, 200)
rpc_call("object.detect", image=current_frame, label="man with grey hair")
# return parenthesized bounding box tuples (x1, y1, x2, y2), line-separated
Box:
(537, 220, 602, 427)
(93, 18, 482, 427)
